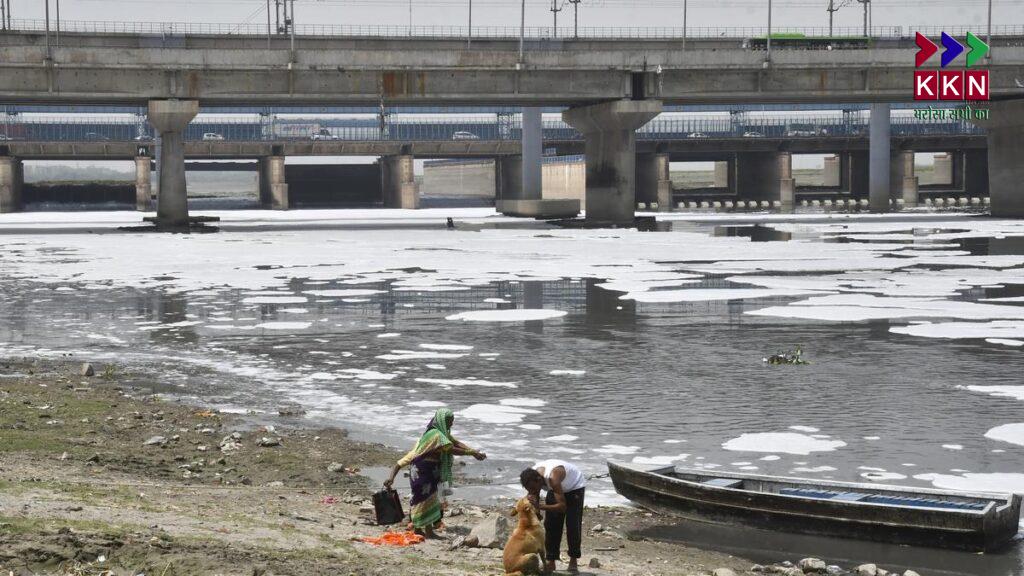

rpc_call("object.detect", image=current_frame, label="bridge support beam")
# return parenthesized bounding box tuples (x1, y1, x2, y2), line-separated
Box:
(869, 103, 892, 213)
(891, 150, 919, 206)
(845, 151, 870, 199)
(713, 161, 730, 189)
(135, 156, 152, 211)
(636, 153, 671, 211)
(823, 154, 841, 187)
(563, 99, 662, 224)
(148, 99, 199, 227)
(964, 149, 989, 198)
(0, 156, 23, 213)
(521, 107, 543, 201)
(735, 151, 792, 209)
(258, 156, 289, 210)
(381, 154, 418, 209)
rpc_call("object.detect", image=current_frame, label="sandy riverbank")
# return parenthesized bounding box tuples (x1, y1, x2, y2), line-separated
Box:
(0, 357, 766, 576)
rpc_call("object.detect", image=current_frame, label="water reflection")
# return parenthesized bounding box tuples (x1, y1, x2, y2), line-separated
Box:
(714, 225, 794, 242)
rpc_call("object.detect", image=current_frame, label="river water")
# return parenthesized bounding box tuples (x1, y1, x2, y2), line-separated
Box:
(1, 209, 1022, 574)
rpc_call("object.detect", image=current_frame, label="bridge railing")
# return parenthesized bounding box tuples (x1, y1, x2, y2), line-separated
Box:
(3, 19, 926, 40)
(0, 114, 985, 143)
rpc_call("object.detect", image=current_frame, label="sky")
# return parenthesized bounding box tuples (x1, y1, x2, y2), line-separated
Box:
(6, 0, 1020, 33)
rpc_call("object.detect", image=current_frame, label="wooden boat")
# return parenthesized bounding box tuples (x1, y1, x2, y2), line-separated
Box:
(608, 461, 1022, 551)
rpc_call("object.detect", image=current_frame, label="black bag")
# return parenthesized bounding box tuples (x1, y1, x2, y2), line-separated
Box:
(372, 488, 405, 526)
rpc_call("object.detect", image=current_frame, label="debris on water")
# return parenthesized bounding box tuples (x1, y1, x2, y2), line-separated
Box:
(763, 347, 810, 365)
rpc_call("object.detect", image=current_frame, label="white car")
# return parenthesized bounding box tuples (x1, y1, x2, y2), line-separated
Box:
(311, 129, 336, 141)
(687, 132, 708, 139)
(202, 133, 225, 141)
(742, 131, 765, 138)
(452, 131, 480, 141)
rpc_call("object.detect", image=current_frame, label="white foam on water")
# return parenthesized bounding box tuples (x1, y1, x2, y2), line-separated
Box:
(958, 385, 1024, 401)
(890, 320, 1024, 340)
(457, 403, 540, 425)
(982, 297, 1024, 303)
(484, 298, 511, 304)
(863, 436, 881, 441)
(791, 466, 838, 473)
(723, 432, 847, 455)
(85, 333, 126, 344)
(414, 378, 518, 389)
(663, 439, 686, 444)
(340, 369, 398, 381)
(592, 445, 641, 455)
(987, 338, 1024, 347)
(242, 296, 307, 304)
(519, 424, 542, 431)
(632, 454, 690, 465)
(407, 401, 447, 408)
(549, 370, 586, 376)
(985, 423, 1024, 447)
(760, 455, 781, 461)
(543, 435, 579, 443)
(861, 471, 908, 481)
(499, 398, 546, 407)
(623, 288, 827, 304)
(942, 444, 964, 450)
(304, 289, 383, 298)
(419, 343, 474, 351)
(253, 321, 311, 330)
(377, 350, 469, 361)
(915, 472, 1024, 494)
(424, 364, 446, 370)
(446, 309, 568, 322)
(789, 426, 820, 433)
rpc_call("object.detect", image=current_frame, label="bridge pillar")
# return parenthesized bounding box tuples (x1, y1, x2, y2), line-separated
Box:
(135, 156, 152, 211)
(979, 100, 1024, 216)
(636, 153, 671, 211)
(258, 156, 289, 210)
(495, 156, 523, 201)
(891, 150, 919, 206)
(869, 103, 891, 213)
(713, 161, 730, 188)
(563, 100, 662, 224)
(0, 156, 23, 213)
(845, 151, 870, 199)
(964, 149, 989, 198)
(521, 107, 543, 200)
(148, 99, 199, 227)
(381, 154, 418, 209)
(735, 151, 792, 208)
(823, 154, 841, 187)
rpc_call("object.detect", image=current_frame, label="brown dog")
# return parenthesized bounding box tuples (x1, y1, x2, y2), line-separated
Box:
(503, 496, 546, 576)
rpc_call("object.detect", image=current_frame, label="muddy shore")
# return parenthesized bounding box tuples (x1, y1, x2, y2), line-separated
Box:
(0, 357, 770, 576)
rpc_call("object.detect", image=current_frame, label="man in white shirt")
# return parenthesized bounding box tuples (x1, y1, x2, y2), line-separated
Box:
(520, 460, 587, 574)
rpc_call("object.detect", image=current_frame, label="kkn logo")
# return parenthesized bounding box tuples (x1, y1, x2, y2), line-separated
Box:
(913, 31, 990, 101)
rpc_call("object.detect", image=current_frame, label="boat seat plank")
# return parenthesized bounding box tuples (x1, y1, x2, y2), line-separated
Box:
(779, 488, 987, 511)
(702, 478, 743, 489)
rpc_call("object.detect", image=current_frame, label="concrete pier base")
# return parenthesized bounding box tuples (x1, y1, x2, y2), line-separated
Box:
(381, 154, 418, 209)
(713, 161, 730, 189)
(823, 154, 841, 187)
(778, 152, 796, 211)
(258, 156, 289, 210)
(148, 99, 199, 227)
(135, 156, 152, 211)
(869, 103, 892, 213)
(933, 153, 953, 186)
(735, 151, 792, 209)
(979, 100, 1024, 217)
(636, 153, 672, 211)
(891, 150, 918, 206)
(563, 99, 663, 224)
(0, 157, 23, 213)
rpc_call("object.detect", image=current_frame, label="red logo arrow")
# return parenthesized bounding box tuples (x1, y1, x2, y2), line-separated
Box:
(915, 32, 938, 67)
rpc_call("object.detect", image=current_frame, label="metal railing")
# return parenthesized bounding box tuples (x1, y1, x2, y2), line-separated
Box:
(2, 19, 938, 40)
(0, 114, 985, 143)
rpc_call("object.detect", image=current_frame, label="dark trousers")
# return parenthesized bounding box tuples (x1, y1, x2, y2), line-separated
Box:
(544, 487, 585, 561)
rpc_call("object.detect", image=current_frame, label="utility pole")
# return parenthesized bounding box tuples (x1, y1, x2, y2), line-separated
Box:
(266, 0, 272, 47)
(682, 0, 687, 49)
(826, 0, 838, 38)
(766, 0, 772, 63)
(986, 0, 992, 59)
(569, 0, 581, 39)
(288, 0, 295, 52)
(55, 0, 60, 46)
(550, 0, 562, 39)
(1, 0, 7, 32)
(44, 0, 51, 60)
(408, 0, 413, 35)
(857, 0, 869, 37)
(519, 0, 525, 63)
(468, 0, 472, 47)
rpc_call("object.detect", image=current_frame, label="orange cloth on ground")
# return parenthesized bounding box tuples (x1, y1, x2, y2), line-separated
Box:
(359, 531, 426, 547)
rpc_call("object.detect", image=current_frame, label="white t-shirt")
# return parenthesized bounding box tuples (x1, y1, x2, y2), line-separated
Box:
(535, 459, 586, 493)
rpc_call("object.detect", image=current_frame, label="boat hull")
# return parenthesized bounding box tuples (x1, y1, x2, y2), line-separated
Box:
(608, 462, 1021, 552)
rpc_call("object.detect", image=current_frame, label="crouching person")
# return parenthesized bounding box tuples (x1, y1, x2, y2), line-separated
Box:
(519, 460, 587, 574)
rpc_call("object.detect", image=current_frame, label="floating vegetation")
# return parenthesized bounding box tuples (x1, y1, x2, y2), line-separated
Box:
(763, 347, 810, 365)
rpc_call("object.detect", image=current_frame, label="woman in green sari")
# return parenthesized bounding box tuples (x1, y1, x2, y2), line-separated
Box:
(384, 408, 486, 537)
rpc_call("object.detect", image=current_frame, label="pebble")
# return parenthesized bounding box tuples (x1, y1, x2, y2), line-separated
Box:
(80, 363, 95, 377)
(258, 437, 281, 447)
(143, 436, 166, 447)
(855, 564, 878, 576)
(712, 569, 736, 576)
(589, 558, 602, 569)
(799, 558, 828, 573)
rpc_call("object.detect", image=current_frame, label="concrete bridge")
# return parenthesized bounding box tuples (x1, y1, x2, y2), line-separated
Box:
(1, 25, 1023, 225)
